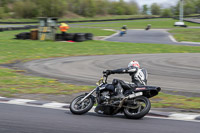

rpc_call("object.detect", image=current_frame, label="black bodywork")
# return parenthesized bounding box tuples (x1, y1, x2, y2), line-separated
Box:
(133, 86, 161, 98)
(97, 83, 161, 98)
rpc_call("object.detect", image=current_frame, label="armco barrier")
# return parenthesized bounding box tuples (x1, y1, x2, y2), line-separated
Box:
(0, 25, 38, 32)
(0, 22, 37, 24)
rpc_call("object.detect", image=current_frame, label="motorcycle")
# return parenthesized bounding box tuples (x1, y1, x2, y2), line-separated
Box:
(119, 29, 126, 36)
(70, 72, 161, 119)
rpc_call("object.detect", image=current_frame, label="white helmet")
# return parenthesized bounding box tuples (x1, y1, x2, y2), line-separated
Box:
(128, 61, 140, 68)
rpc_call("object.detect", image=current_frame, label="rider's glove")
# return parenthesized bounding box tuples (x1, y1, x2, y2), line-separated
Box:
(103, 70, 112, 75)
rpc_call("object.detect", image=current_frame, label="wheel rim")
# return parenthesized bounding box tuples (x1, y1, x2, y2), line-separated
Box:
(124, 98, 148, 115)
(72, 96, 91, 111)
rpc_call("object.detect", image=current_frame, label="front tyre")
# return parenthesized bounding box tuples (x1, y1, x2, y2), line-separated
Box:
(70, 94, 94, 115)
(124, 96, 151, 119)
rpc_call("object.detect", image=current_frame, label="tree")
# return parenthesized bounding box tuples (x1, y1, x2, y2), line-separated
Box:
(151, 3, 161, 15)
(67, 0, 96, 17)
(108, 1, 125, 15)
(195, 0, 200, 13)
(13, 0, 38, 18)
(95, 0, 109, 15)
(174, 0, 197, 15)
(142, 5, 148, 15)
(0, 7, 5, 18)
(184, 0, 195, 15)
(161, 9, 173, 17)
(124, 0, 139, 15)
(81, 0, 96, 17)
(0, 0, 14, 6)
(35, 0, 67, 17)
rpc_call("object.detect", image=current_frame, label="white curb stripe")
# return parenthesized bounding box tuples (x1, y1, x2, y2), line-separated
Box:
(7, 99, 36, 104)
(169, 113, 200, 120)
(103, 32, 119, 40)
(42, 102, 69, 108)
(181, 41, 200, 45)
(168, 35, 177, 42)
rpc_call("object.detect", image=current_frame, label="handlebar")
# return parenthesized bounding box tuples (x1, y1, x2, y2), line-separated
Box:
(103, 71, 109, 83)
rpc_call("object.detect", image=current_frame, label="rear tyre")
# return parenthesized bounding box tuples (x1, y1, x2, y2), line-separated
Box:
(70, 94, 94, 115)
(124, 96, 151, 119)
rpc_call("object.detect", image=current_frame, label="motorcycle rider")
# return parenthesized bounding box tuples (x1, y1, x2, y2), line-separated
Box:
(104, 60, 147, 98)
(121, 25, 127, 34)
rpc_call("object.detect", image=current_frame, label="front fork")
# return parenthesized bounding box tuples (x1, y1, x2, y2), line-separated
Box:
(79, 88, 97, 103)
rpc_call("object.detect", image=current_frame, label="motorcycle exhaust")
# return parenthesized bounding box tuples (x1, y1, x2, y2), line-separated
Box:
(128, 92, 143, 99)
(115, 92, 143, 111)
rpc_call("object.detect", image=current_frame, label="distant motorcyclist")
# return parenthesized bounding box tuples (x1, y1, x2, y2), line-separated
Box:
(145, 24, 151, 30)
(119, 25, 127, 36)
(104, 60, 148, 97)
(121, 25, 127, 34)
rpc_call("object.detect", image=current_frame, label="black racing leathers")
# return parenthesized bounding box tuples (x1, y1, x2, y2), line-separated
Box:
(108, 66, 147, 93)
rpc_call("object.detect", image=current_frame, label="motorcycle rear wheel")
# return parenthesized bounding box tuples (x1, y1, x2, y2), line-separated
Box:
(124, 96, 151, 119)
(70, 94, 94, 115)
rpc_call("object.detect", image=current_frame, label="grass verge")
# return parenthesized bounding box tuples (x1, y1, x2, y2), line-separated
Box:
(151, 92, 200, 110)
(1, 30, 200, 64)
(169, 28, 200, 42)
(72, 18, 200, 29)
(0, 68, 93, 97)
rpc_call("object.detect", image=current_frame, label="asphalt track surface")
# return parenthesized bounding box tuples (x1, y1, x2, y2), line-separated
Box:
(105, 29, 200, 46)
(18, 53, 200, 96)
(0, 103, 199, 133)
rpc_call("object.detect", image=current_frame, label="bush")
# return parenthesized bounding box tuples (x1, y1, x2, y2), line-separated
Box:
(68, 0, 96, 17)
(151, 3, 161, 15)
(0, 7, 6, 19)
(35, 0, 67, 17)
(13, 0, 38, 18)
(161, 9, 173, 17)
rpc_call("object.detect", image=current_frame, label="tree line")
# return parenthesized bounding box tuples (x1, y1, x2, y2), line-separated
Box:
(149, 0, 200, 17)
(0, 0, 139, 18)
(0, 0, 200, 19)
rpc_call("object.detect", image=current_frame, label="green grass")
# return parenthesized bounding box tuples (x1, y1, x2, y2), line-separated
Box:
(0, 68, 93, 97)
(1, 30, 199, 64)
(0, 18, 38, 22)
(72, 18, 200, 29)
(151, 92, 200, 110)
(169, 28, 200, 42)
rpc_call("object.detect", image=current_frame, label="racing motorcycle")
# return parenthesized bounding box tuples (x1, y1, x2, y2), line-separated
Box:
(119, 29, 126, 36)
(70, 72, 161, 119)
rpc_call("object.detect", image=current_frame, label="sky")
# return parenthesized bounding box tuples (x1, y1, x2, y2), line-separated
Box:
(124, 0, 179, 7)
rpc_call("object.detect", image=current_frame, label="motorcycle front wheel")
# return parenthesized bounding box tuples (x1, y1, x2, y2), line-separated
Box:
(123, 96, 151, 119)
(70, 94, 94, 115)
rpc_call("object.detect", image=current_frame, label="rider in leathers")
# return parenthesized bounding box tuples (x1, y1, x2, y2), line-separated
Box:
(104, 61, 147, 97)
